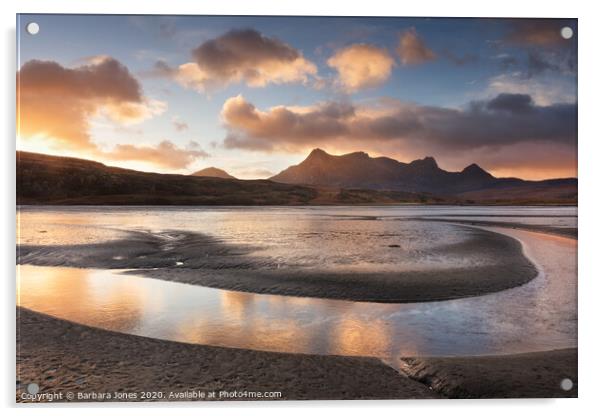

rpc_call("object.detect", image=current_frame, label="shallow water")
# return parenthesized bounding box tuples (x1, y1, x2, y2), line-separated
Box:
(17, 205, 576, 273)
(16, 206, 577, 360)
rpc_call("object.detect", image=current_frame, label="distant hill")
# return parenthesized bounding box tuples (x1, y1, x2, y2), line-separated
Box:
(16, 152, 441, 205)
(191, 167, 236, 179)
(271, 148, 577, 203)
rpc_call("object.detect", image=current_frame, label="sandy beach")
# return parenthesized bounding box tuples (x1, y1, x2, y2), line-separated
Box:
(16, 308, 438, 402)
(16, 308, 576, 402)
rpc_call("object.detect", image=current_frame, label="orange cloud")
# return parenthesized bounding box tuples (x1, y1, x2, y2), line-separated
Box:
(154, 29, 317, 93)
(17, 57, 164, 150)
(105, 140, 209, 170)
(17, 57, 206, 169)
(327, 44, 395, 92)
(221, 95, 353, 151)
(397, 28, 436, 65)
(17, 58, 144, 150)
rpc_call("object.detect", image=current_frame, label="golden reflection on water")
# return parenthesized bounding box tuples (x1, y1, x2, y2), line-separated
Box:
(331, 317, 392, 356)
(169, 290, 314, 354)
(220, 290, 255, 321)
(18, 266, 149, 332)
(16, 226, 578, 359)
(16, 262, 401, 357)
(17, 264, 404, 357)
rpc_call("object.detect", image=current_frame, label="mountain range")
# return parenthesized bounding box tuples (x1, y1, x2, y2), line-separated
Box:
(16, 150, 576, 205)
(270, 148, 577, 201)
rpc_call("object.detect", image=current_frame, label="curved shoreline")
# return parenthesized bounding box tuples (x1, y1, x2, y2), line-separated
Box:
(17, 224, 538, 303)
(16, 308, 576, 401)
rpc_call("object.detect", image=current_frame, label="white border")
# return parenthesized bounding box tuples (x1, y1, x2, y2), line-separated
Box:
(3, 1, 601, 415)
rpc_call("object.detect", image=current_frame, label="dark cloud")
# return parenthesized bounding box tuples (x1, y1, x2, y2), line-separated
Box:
(152, 29, 317, 92)
(221, 93, 576, 154)
(499, 20, 577, 79)
(486, 93, 534, 114)
(411, 97, 576, 150)
(192, 28, 298, 74)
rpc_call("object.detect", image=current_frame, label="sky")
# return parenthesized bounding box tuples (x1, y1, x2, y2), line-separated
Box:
(16, 15, 577, 180)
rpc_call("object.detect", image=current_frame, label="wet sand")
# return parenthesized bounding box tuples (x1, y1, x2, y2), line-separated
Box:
(400, 349, 577, 398)
(17, 308, 576, 401)
(16, 308, 438, 402)
(17, 225, 537, 303)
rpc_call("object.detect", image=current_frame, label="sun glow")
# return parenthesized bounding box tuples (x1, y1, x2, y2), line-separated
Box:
(17, 133, 74, 159)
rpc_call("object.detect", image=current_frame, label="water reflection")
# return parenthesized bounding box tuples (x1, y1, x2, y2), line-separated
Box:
(17, 267, 148, 332)
(17, 227, 577, 360)
(331, 317, 393, 356)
